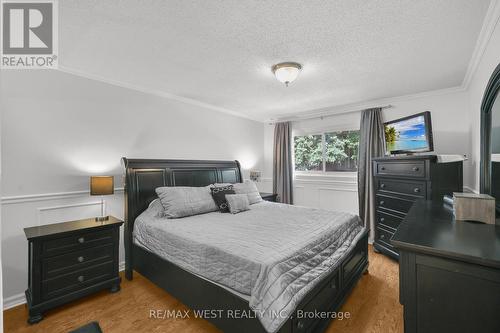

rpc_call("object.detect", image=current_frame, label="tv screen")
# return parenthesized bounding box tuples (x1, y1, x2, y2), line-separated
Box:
(384, 111, 433, 154)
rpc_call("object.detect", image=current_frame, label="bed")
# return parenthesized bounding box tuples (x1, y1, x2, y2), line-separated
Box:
(122, 158, 369, 333)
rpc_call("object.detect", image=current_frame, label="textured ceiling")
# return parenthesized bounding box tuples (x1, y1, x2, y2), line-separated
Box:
(59, 0, 491, 121)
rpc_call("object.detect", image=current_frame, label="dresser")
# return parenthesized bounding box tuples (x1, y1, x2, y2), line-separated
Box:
(372, 155, 462, 259)
(24, 216, 123, 324)
(392, 200, 500, 333)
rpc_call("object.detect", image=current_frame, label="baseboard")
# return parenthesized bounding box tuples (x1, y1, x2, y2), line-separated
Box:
(463, 186, 477, 193)
(3, 261, 126, 310)
(3, 293, 26, 310)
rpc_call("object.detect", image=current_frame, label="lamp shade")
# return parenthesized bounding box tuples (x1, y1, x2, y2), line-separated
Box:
(90, 176, 114, 195)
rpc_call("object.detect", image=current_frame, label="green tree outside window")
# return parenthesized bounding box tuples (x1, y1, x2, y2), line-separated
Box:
(294, 130, 360, 172)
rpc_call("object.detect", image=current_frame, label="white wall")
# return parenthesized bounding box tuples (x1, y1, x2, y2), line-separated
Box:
(262, 89, 472, 213)
(0, 70, 264, 307)
(0, 96, 3, 330)
(468, 10, 500, 191)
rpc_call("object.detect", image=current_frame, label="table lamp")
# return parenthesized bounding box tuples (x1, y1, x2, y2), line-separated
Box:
(90, 176, 114, 221)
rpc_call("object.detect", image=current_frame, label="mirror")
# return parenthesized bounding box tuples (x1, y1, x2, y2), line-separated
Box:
(492, 95, 499, 216)
(480, 62, 500, 222)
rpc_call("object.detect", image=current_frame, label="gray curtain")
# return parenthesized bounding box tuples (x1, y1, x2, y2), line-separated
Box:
(358, 108, 386, 241)
(273, 122, 293, 204)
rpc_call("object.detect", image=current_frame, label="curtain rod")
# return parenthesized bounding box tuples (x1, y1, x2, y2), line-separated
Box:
(269, 104, 393, 124)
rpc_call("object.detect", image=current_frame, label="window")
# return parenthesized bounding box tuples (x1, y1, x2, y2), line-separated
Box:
(294, 130, 360, 172)
(293, 134, 323, 171)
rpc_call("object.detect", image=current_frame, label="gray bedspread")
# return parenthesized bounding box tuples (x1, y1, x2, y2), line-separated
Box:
(134, 200, 364, 333)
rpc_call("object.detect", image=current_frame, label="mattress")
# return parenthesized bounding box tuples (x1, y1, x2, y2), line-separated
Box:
(134, 199, 364, 332)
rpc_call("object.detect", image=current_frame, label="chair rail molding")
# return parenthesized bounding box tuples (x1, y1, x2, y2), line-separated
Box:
(1, 188, 124, 205)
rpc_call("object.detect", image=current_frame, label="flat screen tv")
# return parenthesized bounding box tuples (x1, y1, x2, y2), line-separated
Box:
(384, 111, 433, 155)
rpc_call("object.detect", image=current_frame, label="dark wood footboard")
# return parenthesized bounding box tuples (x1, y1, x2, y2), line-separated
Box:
(131, 229, 368, 333)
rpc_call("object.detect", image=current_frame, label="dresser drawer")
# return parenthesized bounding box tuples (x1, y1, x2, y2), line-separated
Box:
(376, 210, 404, 231)
(377, 178, 426, 198)
(41, 229, 113, 256)
(377, 194, 415, 215)
(374, 161, 426, 178)
(41, 261, 114, 300)
(42, 243, 113, 280)
(376, 226, 396, 251)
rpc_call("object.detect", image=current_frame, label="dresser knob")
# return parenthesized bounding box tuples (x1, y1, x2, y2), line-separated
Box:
(77, 275, 85, 283)
(380, 166, 386, 171)
(380, 183, 386, 188)
(77, 256, 84, 263)
(380, 217, 385, 222)
(297, 320, 304, 330)
(414, 188, 420, 193)
(381, 234, 386, 239)
(78, 237, 85, 244)
(380, 201, 385, 206)
(412, 167, 419, 172)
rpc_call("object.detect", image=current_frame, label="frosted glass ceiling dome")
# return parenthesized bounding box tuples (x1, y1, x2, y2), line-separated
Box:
(272, 62, 302, 87)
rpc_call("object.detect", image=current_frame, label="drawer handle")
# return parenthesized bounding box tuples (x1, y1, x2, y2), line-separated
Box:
(412, 167, 420, 172)
(297, 320, 304, 330)
(380, 217, 385, 222)
(381, 234, 386, 239)
(77, 275, 85, 283)
(77, 256, 84, 263)
(78, 237, 85, 244)
(414, 188, 420, 193)
(380, 166, 386, 171)
(380, 201, 385, 206)
(380, 183, 386, 188)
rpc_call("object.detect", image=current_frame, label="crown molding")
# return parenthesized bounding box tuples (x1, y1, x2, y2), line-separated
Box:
(462, 0, 500, 90)
(56, 66, 263, 123)
(268, 86, 466, 123)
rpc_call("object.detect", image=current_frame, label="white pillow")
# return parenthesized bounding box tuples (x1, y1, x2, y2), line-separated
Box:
(226, 194, 250, 214)
(155, 186, 218, 218)
(232, 180, 262, 204)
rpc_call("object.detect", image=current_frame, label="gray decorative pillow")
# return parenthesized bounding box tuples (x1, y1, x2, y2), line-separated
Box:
(155, 186, 218, 218)
(225, 194, 250, 214)
(232, 180, 262, 204)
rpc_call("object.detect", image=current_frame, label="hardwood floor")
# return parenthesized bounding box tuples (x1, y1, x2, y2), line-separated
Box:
(4, 246, 403, 333)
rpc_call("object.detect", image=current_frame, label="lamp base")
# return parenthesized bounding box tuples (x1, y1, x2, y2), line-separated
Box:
(95, 216, 109, 222)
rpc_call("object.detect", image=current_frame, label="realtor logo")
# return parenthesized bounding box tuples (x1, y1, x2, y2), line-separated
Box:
(1, 0, 58, 69)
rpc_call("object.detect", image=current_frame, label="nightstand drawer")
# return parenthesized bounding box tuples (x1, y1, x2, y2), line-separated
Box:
(41, 229, 113, 256)
(42, 244, 113, 279)
(375, 161, 426, 178)
(42, 261, 114, 300)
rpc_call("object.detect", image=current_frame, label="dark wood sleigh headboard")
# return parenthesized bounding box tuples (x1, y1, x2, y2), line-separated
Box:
(121, 158, 242, 279)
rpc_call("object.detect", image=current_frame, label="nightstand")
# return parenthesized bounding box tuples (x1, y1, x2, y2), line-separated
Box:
(23, 216, 123, 324)
(260, 192, 278, 202)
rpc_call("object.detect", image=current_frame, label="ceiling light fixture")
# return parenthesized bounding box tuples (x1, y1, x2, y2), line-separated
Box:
(272, 62, 302, 87)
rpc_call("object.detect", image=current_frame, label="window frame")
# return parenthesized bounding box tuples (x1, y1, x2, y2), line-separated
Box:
(293, 129, 360, 176)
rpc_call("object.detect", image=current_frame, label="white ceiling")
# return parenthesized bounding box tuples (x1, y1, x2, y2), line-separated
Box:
(59, 0, 491, 121)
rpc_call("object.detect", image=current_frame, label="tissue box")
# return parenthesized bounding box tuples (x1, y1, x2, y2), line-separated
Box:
(453, 192, 496, 224)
